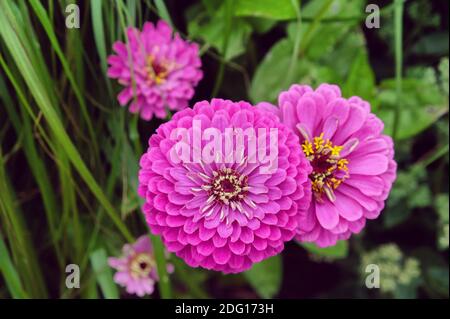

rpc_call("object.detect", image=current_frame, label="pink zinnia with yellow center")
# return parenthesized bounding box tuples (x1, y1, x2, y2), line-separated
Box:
(107, 20, 203, 120)
(258, 83, 397, 247)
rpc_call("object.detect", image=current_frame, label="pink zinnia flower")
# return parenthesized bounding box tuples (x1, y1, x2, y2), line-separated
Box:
(108, 235, 172, 297)
(138, 99, 311, 273)
(107, 20, 203, 120)
(258, 84, 397, 247)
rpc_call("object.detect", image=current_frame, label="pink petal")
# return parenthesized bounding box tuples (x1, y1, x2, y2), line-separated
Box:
(348, 154, 388, 175)
(315, 200, 339, 230)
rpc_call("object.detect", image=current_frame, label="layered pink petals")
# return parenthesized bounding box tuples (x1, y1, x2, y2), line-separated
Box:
(107, 20, 202, 120)
(260, 84, 397, 248)
(138, 99, 312, 273)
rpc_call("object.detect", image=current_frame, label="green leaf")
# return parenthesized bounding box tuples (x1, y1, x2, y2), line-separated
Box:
(384, 166, 431, 228)
(246, 17, 277, 34)
(90, 0, 111, 95)
(413, 248, 448, 298)
(408, 186, 432, 209)
(438, 57, 449, 97)
(376, 78, 448, 140)
(250, 39, 304, 103)
(426, 266, 449, 297)
(90, 249, 119, 299)
(343, 50, 376, 102)
(301, 240, 349, 260)
(154, 0, 173, 27)
(412, 32, 449, 56)
(435, 194, 449, 223)
(188, 7, 251, 60)
(0, 231, 27, 298)
(234, 0, 296, 20)
(244, 255, 282, 298)
(298, 0, 365, 58)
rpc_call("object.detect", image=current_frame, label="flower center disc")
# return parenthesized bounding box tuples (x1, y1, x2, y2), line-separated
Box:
(210, 168, 248, 204)
(146, 55, 169, 85)
(301, 133, 349, 202)
(130, 253, 155, 278)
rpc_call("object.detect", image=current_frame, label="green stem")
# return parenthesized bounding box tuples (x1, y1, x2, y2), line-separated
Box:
(286, 0, 301, 86)
(211, 0, 233, 98)
(418, 143, 449, 168)
(392, 0, 404, 140)
(149, 234, 172, 298)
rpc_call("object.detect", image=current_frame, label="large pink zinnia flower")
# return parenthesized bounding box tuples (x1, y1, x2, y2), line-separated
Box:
(138, 99, 311, 273)
(258, 84, 397, 247)
(107, 20, 202, 120)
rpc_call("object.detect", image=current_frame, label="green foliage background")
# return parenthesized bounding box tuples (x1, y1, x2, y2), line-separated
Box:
(0, 0, 448, 299)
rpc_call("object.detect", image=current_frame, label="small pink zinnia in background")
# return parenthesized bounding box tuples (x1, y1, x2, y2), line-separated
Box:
(108, 235, 172, 297)
(107, 20, 202, 120)
(138, 99, 311, 273)
(258, 83, 397, 247)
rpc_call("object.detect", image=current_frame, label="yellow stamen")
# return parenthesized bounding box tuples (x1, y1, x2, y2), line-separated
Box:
(301, 132, 350, 201)
(302, 140, 314, 156)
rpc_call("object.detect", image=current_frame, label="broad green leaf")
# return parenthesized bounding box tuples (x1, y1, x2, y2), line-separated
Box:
(297, 0, 365, 58)
(188, 7, 251, 60)
(234, 0, 296, 20)
(309, 28, 368, 86)
(90, 249, 119, 299)
(246, 17, 277, 34)
(344, 50, 376, 103)
(376, 78, 448, 140)
(301, 241, 349, 260)
(250, 39, 303, 103)
(244, 255, 282, 298)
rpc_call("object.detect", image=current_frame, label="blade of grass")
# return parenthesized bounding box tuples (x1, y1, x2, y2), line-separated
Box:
(127, 0, 137, 26)
(153, 0, 173, 27)
(29, 0, 100, 160)
(90, 248, 119, 299)
(0, 69, 64, 268)
(91, 0, 113, 95)
(0, 230, 27, 299)
(0, 147, 48, 298)
(0, 0, 133, 243)
(148, 232, 172, 298)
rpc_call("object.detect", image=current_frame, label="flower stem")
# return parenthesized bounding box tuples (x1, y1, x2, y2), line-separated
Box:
(149, 234, 172, 298)
(393, 0, 404, 140)
(211, 0, 233, 98)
